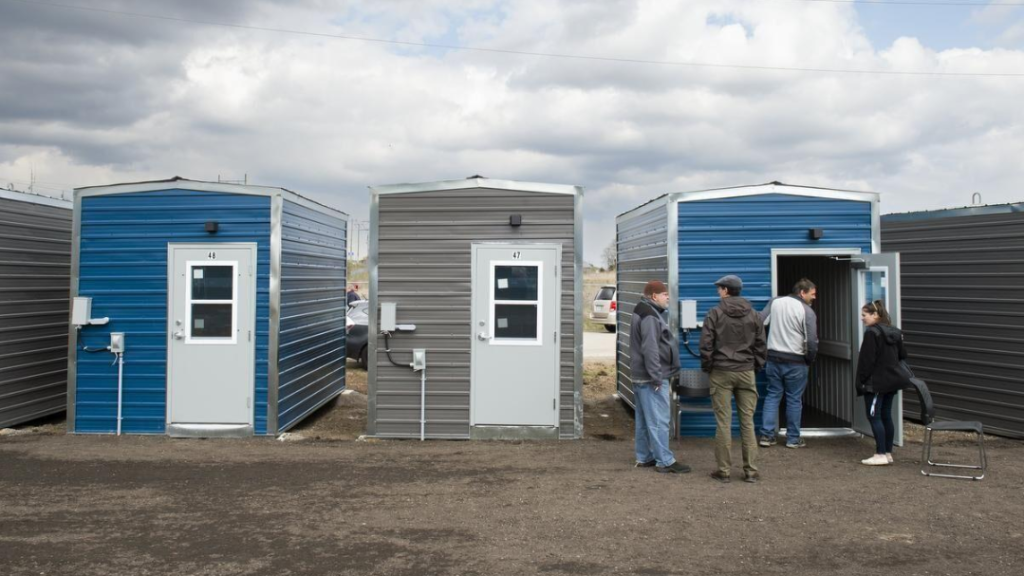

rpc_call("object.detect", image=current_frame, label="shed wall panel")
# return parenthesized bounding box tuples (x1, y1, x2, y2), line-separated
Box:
(371, 188, 579, 439)
(0, 196, 71, 427)
(74, 190, 271, 434)
(615, 200, 669, 408)
(277, 200, 347, 432)
(882, 208, 1024, 438)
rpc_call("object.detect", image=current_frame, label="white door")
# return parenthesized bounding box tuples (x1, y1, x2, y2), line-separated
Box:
(471, 244, 560, 427)
(850, 252, 903, 446)
(167, 244, 256, 429)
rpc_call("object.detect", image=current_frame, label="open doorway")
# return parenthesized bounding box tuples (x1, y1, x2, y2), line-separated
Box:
(772, 250, 860, 434)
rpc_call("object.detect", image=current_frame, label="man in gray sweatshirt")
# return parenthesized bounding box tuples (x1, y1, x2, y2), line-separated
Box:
(758, 278, 819, 449)
(629, 280, 690, 474)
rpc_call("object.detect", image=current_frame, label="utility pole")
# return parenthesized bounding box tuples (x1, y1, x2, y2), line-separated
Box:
(348, 220, 369, 260)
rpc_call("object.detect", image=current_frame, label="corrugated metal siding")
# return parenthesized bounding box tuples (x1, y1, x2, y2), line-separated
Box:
(615, 199, 669, 408)
(0, 196, 71, 427)
(882, 208, 1024, 438)
(371, 188, 579, 439)
(74, 190, 271, 434)
(677, 194, 872, 436)
(277, 200, 347, 432)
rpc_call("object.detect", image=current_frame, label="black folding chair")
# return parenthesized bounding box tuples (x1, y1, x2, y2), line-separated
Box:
(907, 379, 987, 481)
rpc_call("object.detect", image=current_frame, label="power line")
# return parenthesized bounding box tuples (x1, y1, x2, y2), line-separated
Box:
(782, 0, 1024, 6)
(8, 0, 1024, 78)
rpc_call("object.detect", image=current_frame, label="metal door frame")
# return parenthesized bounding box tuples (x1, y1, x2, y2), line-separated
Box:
(851, 252, 903, 446)
(770, 248, 863, 437)
(469, 242, 562, 433)
(165, 242, 258, 436)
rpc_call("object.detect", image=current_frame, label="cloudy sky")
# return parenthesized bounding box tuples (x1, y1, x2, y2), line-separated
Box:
(1, 0, 1023, 263)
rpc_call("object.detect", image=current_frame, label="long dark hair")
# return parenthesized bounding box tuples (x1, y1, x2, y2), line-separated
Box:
(862, 299, 892, 326)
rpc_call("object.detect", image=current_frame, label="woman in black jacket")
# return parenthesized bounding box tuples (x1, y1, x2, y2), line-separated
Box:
(856, 300, 907, 466)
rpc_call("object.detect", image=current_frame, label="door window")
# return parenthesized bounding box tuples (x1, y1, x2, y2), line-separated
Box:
(491, 262, 542, 344)
(857, 267, 890, 346)
(186, 262, 237, 343)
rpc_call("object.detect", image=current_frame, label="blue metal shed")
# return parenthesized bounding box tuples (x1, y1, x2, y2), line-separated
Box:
(67, 178, 348, 437)
(616, 182, 903, 441)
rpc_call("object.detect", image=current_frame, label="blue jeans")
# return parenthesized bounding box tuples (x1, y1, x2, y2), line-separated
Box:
(634, 380, 675, 467)
(864, 392, 897, 454)
(760, 361, 809, 443)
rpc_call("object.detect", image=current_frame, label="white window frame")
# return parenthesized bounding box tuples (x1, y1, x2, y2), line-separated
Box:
(855, 265, 890, 348)
(185, 260, 238, 345)
(489, 260, 543, 347)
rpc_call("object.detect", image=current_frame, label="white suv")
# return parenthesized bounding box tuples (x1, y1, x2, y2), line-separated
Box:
(590, 285, 617, 332)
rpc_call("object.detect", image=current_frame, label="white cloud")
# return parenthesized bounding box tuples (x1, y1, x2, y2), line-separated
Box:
(0, 0, 1022, 263)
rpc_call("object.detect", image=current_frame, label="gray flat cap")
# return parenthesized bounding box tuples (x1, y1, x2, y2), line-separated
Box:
(714, 275, 743, 290)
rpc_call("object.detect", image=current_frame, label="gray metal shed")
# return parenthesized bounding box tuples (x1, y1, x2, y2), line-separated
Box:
(882, 202, 1024, 438)
(0, 188, 72, 427)
(367, 177, 583, 440)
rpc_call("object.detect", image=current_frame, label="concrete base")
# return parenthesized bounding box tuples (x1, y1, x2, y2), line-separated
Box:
(167, 423, 253, 438)
(470, 425, 560, 440)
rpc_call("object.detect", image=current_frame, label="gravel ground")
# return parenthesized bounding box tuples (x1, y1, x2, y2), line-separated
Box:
(2, 360, 1022, 576)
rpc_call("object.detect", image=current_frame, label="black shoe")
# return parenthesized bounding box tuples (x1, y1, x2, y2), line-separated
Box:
(656, 462, 692, 474)
(744, 472, 761, 484)
(786, 438, 807, 449)
(635, 460, 657, 468)
(710, 471, 731, 483)
(758, 435, 776, 447)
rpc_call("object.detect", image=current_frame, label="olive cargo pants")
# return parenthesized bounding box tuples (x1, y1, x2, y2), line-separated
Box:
(710, 370, 759, 477)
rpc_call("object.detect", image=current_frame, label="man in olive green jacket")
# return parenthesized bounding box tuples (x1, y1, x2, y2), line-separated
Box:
(699, 275, 767, 484)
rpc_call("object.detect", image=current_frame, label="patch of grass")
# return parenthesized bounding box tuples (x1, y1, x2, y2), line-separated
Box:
(583, 360, 617, 397)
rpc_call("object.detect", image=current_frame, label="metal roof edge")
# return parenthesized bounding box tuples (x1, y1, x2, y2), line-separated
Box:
(616, 181, 879, 220)
(0, 188, 73, 209)
(882, 202, 1024, 223)
(74, 177, 348, 219)
(370, 177, 581, 196)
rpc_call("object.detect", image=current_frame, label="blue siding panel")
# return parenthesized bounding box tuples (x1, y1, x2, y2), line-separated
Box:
(277, 200, 347, 432)
(75, 190, 271, 434)
(677, 194, 872, 437)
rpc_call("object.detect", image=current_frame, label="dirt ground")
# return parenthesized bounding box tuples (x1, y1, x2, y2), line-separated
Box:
(3, 360, 1023, 576)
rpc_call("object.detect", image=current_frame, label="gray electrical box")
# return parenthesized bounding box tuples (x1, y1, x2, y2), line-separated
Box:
(380, 302, 397, 332)
(109, 332, 125, 354)
(411, 349, 426, 371)
(679, 299, 698, 330)
(72, 297, 92, 326)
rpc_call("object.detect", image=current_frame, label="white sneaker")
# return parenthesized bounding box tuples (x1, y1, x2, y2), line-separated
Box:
(861, 454, 890, 466)
(885, 453, 893, 464)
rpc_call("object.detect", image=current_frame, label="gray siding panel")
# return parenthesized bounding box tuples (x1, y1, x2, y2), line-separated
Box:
(615, 200, 670, 408)
(371, 187, 579, 439)
(277, 200, 348, 433)
(0, 195, 71, 427)
(882, 208, 1024, 438)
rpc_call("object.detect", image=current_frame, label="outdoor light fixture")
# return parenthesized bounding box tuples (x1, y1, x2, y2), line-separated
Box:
(510, 214, 522, 227)
(809, 228, 824, 240)
(205, 221, 219, 234)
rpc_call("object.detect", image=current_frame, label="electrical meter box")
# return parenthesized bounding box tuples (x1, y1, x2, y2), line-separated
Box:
(380, 302, 397, 332)
(679, 299, 698, 330)
(72, 297, 93, 327)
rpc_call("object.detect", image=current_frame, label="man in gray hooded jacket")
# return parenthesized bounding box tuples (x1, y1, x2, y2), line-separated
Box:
(629, 280, 690, 474)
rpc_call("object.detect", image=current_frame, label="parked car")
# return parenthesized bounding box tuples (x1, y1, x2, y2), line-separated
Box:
(591, 285, 617, 332)
(346, 300, 369, 368)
